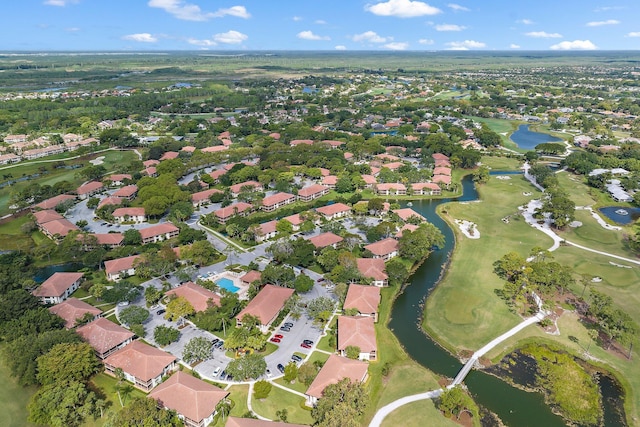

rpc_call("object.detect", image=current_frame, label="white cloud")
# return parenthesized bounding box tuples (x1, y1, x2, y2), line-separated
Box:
(214, 30, 248, 44)
(148, 0, 214, 21)
(293, 16, 303, 21)
(315, 20, 327, 25)
(510, 43, 520, 49)
(550, 40, 597, 50)
(297, 31, 330, 41)
(435, 24, 466, 31)
(525, 31, 562, 38)
(446, 40, 486, 50)
(418, 38, 434, 45)
(627, 32, 640, 37)
(384, 42, 409, 50)
(212, 6, 250, 19)
(335, 45, 347, 50)
(187, 38, 216, 47)
(352, 31, 389, 43)
(44, 0, 79, 6)
(594, 6, 624, 12)
(65, 27, 81, 32)
(586, 19, 620, 27)
(365, 0, 441, 18)
(122, 33, 158, 43)
(517, 18, 534, 25)
(447, 3, 469, 12)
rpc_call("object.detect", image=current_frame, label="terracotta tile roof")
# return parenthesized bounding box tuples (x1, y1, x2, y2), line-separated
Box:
(88, 233, 124, 246)
(97, 196, 123, 209)
(32, 209, 63, 225)
(257, 220, 277, 236)
(208, 169, 227, 180)
(393, 208, 423, 222)
(433, 166, 451, 176)
(337, 316, 377, 353)
(344, 284, 381, 314)
(160, 151, 179, 160)
(376, 183, 406, 192)
(34, 194, 76, 210)
(364, 238, 398, 257)
(298, 184, 329, 198)
(309, 232, 343, 249)
(318, 168, 331, 177)
(236, 285, 294, 326)
(361, 174, 377, 185)
(355, 258, 388, 282)
(290, 139, 314, 146)
(305, 354, 369, 399)
(104, 255, 140, 276)
(230, 181, 262, 194)
(214, 202, 252, 220)
(283, 213, 303, 226)
(316, 203, 351, 217)
(432, 174, 452, 185)
(76, 318, 134, 354)
(262, 192, 295, 207)
(138, 223, 179, 240)
(149, 371, 229, 424)
(39, 218, 79, 237)
(321, 175, 338, 186)
(434, 159, 451, 167)
(112, 185, 138, 198)
(105, 174, 132, 182)
(180, 146, 196, 152)
(411, 182, 440, 191)
(375, 153, 400, 162)
(191, 188, 223, 203)
(382, 161, 404, 171)
(240, 270, 262, 284)
(113, 207, 145, 218)
(226, 417, 307, 427)
(77, 181, 103, 195)
(104, 341, 176, 382)
(370, 166, 381, 176)
(432, 153, 449, 161)
(48, 297, 102, 328)
(321, 140, 345, 147)
(166, 282, 220, 312)
(201, 145, 228, 153)
(33, 272, 83, 298)
(143, 159, 159, 167)
(395, 223, 418, 238)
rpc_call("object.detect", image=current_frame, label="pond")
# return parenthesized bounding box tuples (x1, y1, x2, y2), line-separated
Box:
(598, 206, 640, 225)
(510, 124, 563, 150)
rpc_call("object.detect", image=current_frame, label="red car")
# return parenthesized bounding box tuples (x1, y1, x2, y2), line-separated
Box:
(300, 342, 312, 349)
(274, 334, 284, 339)
(270, 337, 281, 343)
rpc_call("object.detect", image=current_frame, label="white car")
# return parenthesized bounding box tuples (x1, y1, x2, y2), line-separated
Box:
(212, 367, 221, 377)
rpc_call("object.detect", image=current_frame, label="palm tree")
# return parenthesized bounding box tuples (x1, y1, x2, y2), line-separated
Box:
(216, 399, 232, 421)
(114, 368, 126, 407)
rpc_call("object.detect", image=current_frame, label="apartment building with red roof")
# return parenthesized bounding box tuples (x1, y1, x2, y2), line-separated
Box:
(309, 232, 343, 250)
(48, 297, 102, 329)
(297, 184, 329, 202)
(33, 271, 84, 305)
(337, 315, 377, 361)
(344, 284, 381, 322)
(76, 317, 135, 359)
(235, 284, 295, 333)
(165, 282, 221, 312)
(104, 341, 177, 391)
(261, 192, 296, 212)
(139, 223, 179, 244)
(104, 255, 140, 281)
(113, 207, 146, 223)
(355, 258, 388, 287)
(305, 354, 369, 406)
(316, 203, 351, 221)
(364, 238, 399, 261)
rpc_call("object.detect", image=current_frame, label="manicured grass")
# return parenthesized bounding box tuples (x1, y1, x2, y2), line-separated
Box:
(227, 384, 250, 417)
(480, 155, 522, 171)
(0, 350, 37, 427)
(306, 351, 330, 366)
(424, 174, 552, 352)
(274, 377, 308, 394)
(381, 399, 461, 427)
(87, 372, 148, 426)
(375, 363, 441, 408)
(554, 172, 597, 207)
(250, 384, 313, 425)
(0, 215, 37, 251)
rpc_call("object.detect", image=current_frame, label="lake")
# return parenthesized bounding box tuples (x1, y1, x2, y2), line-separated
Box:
(599, 206, 640, 225)
(510, 124, 563, 150)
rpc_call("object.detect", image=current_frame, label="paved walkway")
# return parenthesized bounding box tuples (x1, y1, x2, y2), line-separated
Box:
(247, 382, 271, 421)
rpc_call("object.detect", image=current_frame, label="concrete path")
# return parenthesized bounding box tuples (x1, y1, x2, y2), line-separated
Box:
(369, 389, 444, 427)
(247, 382, 271, 421)
(270, 380, 307, 398)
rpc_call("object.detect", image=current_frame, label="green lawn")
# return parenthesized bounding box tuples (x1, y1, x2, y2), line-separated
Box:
(85, 372, 148, 426)
(424, 173, 552, 352)
(0, 351, 37, 427)
(381, 399, 462, 427)
(227, 385, 250, 417)
(250, 385, 313, 425)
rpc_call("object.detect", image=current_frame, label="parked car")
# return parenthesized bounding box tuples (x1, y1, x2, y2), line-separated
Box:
(156, 309, 165, 315)
(284, 322, 294, 327)
(316, 278, 325, 282)
(270, 337, 281, 343)
(219, 371, 227, 381)
(291, 354, 303, 363)
(303, 339, 314, 345)
(300, 342, 312, 349)
(211, 338, 220, 346)
(274, 334, 284, 339)
(213, 340, 224, 349)
(279, 326, 291, 332)
(212, 367, 221, 377)
(266, 368, 272, 377)
(277, 364, 285, 373)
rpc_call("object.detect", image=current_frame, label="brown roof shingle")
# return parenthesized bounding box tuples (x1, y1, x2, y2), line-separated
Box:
(33, 272, 83, 298)
(48, 297, 102, 328)
(76, 318, 134, 355)
(236, 285, 294, 326)
(104, 341, 176, 382)
(305, 354, 368, 399)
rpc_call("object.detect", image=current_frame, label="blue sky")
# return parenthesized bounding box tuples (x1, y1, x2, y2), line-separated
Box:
(5, 0, 640, 51)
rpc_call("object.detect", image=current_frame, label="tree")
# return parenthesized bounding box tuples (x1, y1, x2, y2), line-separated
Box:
(283, 361, 298, 382)
(312, 379, 368, 427)
(225, 353, 267, 380)
(261, 264, 295, 288)
(36, 342, 100, 385)
(122, 229, 142, 246)
(180, 240, 219, 265)
(437, 385, 474, 419)
(165, 296, 195, 321)
(86, 197, 100, 209)
(101, 280, 141, 304)
(306, 297, 335, 323)
(28, 381, 99, 427)
(154, 325, 180, 346)
(397, 222, 445, 262)
(297, 362, 318, 385)
(385, 258, 409, 286)
(182, 337, 212, 364)
(276, 218, 294, 235)
(104, 396, 182, 427)
(294, 273, 314, 293)
(276, 408, 288, 423)
(118, 306, 149, 326)
(493, 252, 527, 282)
(367, 198, 384, 214)
(345, 345, 361, 360)
(253, 379, 272, 399)
(144, 286, 162, 307)
(2, 307, 65, 342)
(472, 165, 490, 183)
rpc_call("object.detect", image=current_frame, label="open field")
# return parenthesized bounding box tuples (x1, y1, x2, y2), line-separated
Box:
(381, 399, 461, 427)
(250, 385, 313, 425)
(425, 171, 551, 351)
(425, 156, 639, 422)
(227, 384, 250, 418)
(465, 116, 522, 150)
(0, 351, 37, 427)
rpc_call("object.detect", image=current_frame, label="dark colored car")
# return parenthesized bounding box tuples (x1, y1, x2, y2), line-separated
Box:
(156, 309, 165, 315)
(300, 342, 312, 349)
(213, 341, 224, 349)
(277, 364, 285, 373)
(291, 354, 302, 363)
(303, 339, 314, 345)
(280, 326, 291, 332)
(211, 338, 220, 346)
(284, 322, 294, 327)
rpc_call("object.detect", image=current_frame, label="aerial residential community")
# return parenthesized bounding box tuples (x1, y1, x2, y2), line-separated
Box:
(0, 1, 639, 427)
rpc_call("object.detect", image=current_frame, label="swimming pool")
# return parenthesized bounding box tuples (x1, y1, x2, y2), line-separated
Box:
(215, 277, 240, 293)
